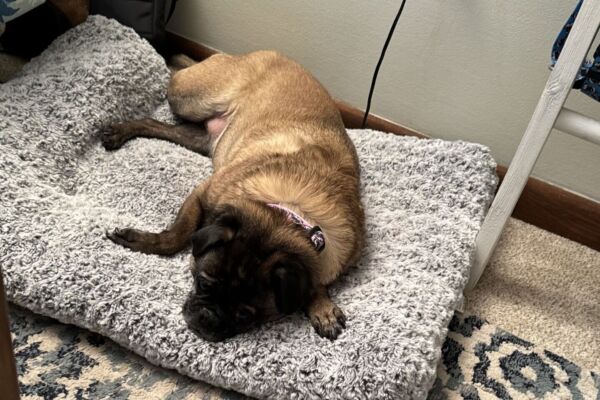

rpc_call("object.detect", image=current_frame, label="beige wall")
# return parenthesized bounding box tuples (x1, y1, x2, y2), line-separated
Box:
(167, 0, 600, 201)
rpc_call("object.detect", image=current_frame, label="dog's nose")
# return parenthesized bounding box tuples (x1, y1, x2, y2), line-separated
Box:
(182, 298, 233, 342)
(198, 307, 222, 331)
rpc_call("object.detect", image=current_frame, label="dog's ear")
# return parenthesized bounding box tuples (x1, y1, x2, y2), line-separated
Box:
(271, 260, 310, 314)
(191, 215, 239, 257)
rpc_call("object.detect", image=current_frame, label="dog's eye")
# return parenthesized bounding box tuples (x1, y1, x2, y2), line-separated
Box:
(196, 272, 218, 292)
(199, 271, 217, 282)
(235, 305, 255, 324)
(197, 279, 208, 289)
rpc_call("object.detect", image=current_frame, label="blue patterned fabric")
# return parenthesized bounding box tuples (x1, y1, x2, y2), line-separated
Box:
(0, 0, 19, 24)
(0, 0, 45, 24)
(551, 0, 600, 101)
(0, 0, 45, 36)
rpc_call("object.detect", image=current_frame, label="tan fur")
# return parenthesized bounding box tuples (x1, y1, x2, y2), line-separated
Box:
(106, 51, 365, 339)
(169, 51, 364, 285)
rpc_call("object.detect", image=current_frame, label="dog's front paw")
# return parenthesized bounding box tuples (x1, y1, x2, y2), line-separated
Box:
(308, 301, 347, 340)
(106, 227, 155, 253)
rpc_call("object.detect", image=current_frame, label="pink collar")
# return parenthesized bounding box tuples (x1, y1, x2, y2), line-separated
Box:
(267, 203, 325, 252)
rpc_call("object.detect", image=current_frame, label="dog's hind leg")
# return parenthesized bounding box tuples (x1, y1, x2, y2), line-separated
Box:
(167, 53, 244, 122)
(102, 118, 212, 156)
(107, 181, 208, 255)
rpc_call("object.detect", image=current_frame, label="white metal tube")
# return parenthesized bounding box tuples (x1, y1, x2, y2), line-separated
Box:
(555, 107, 600, 145)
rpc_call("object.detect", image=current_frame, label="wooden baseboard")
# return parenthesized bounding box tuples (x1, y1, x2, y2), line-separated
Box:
(166, 33, 217, 61)
(335, 100, 427, 139)
(166, 32, 600, 253)
(496, 167, 600, 251)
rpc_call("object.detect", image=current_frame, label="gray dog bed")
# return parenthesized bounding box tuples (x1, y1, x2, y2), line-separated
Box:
(0, 17, 497, 399)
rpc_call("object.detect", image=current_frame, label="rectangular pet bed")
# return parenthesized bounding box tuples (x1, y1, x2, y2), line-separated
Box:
(0, 16, 497, 399)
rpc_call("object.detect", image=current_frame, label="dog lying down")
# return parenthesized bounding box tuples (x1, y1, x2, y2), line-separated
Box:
(103, 52, 365, 342)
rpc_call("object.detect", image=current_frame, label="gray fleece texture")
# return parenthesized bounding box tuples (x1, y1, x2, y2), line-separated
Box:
(0, 17, 498, 400)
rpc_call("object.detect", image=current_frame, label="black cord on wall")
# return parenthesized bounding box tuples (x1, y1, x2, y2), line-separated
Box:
(361, 1, 408, 129)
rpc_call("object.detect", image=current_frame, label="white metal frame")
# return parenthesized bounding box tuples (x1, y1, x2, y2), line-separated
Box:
(467, 0, 600, 290)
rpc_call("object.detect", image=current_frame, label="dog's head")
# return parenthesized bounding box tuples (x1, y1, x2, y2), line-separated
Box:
(182, 203, 318, 341)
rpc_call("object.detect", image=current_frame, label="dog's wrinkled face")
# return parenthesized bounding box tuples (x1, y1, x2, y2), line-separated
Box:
(182, 206, 316, 342)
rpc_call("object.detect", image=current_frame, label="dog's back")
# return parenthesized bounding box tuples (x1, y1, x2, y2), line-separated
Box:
(168, 51, 364, 284)
(170, 51, 356, 168)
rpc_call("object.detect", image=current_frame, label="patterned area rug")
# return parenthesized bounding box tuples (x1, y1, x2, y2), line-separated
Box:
(429, 314, 600, 399)
(9, 306, 599, 399)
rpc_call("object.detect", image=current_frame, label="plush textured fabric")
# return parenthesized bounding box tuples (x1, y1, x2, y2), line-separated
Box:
(0, 16, 498, 399)
(11, 306, 600, 400)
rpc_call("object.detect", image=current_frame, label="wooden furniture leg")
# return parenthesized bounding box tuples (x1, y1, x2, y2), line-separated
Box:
(0, 266, 20, 400)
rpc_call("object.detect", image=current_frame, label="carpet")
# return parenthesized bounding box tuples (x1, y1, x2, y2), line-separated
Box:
(465, 217, 600, 373)
(429, 313, 600, 399)
(0, 16, 497, 399)
(10, 306, 600, 399)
